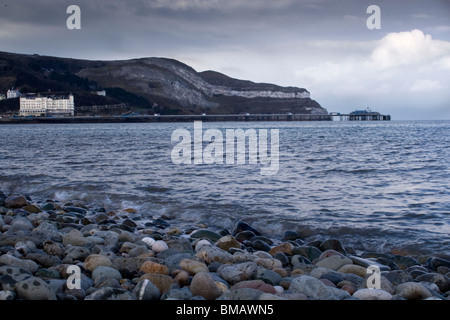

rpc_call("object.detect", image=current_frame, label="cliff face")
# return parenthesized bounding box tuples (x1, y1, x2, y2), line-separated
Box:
(0, 51, 327, 115)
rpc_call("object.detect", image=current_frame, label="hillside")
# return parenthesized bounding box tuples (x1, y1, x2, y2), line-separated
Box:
(0, 51, 327, 116)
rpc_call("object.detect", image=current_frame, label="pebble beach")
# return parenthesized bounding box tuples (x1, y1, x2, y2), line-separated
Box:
(1, 191, 449, 301)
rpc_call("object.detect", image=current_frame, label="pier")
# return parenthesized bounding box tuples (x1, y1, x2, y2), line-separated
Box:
(329, 108, 391, 121)
(330, 113, 391, 121)
(0, 112, 390, 124)
(0, 113, 391, 124)
(0, 113, 330, 124)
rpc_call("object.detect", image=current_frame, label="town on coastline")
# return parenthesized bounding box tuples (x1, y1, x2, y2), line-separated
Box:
(0, 88, 390, 123)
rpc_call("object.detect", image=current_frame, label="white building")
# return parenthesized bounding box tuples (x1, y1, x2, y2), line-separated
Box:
(19, 94, 75, 117)
(7, 88, 21, 99)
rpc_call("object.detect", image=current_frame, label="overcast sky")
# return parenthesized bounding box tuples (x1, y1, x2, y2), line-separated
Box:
(1, 0, 449, 120)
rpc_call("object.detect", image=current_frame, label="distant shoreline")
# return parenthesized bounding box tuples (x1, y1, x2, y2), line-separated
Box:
(0, 114, 333, 124)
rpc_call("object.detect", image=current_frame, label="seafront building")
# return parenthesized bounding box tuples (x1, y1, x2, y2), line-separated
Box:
(7, 88, 21, 99)
(19, 93, 75, 117)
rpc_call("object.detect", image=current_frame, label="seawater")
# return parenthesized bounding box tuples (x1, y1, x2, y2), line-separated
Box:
(1, 120, 449, 255)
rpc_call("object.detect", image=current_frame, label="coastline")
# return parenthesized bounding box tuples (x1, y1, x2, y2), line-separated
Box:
(0, 114, 333, 124)
(1, 191, 449, 301)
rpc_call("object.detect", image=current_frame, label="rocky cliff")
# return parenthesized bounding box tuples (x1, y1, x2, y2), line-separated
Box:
(0, 51, 327, 115)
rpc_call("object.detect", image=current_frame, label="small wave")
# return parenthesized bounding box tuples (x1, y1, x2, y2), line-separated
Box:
(140, 186, 172, 193)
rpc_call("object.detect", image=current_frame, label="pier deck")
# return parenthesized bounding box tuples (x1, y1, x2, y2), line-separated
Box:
(0, 113, 391, 124)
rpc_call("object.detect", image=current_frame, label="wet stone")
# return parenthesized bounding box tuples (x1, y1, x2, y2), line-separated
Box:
(383, 270, 414, 286)
(235, 230, 256, 243)
(250, 236, 274, 246)
(426, 257, 450, 270)
(215, 235, 241, 251)
(190, 229, 222, 243)
(348, 255, 391, 272)
(252, 239, 271, 252)
(282, 230, 300, 241)
(415, 273, 450, 292)
(40, 203, 55, 211)
(63, 206, 87, 214)
(269, 242, 294, 256)
(395, 282, 433, 300)
(5, 195, 28, 209)
(152, 218, 171, 229)
(292, 246, 322, 262)
(232, 221, 261, 236)
(320, 239, 347, 255)
(273, 252, 289, 266)
(391, 255, 420, 270)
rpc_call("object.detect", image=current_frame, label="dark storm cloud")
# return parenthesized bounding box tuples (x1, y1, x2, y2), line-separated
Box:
(1, 0, 448, 57)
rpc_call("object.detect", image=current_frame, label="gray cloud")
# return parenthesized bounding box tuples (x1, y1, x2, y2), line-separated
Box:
(0, 0, 449, 119)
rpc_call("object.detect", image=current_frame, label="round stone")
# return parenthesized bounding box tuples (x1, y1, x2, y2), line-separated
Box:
(252, 239, 271, 251)
(141, 237, 156, 247)
(196, 245, 232, 264)
(282, 231, 300, 241)
(415, 273, 450, 292)
(84, 254, 113, 272)
(152, 240, 169, 253)
(137, 274, 173, 294)
(15, 277, 57, 300)
(190, 272, 222, 300)
(190, 229, 222, 243)
(353, 288, 392, 300)
(230, 280, 277, 294)
(395, 282, 433, 300)
(232, 221, 261, 236)
(5, 195, 28, 208)
(337, 264, 367, 278)
(133, 279, 160, 300)
(62, 229, 93, 247)
(315, 255, 353, 271)
(217, 262, 257, 285)
(215, 235, 241, 251)
(289, 275, 351, 300)
(292, 246, 322, 262)
(320, 239, 347, 254)
(0, 254, 39, 273)
(179, 258, 209, 275)
(91, 266, 122, 282)
(140, 261, 169, 275)
(269, 242, 294, 256)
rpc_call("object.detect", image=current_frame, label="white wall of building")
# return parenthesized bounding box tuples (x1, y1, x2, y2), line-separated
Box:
(7, 89, 21, 99)
(19, 94, 74, 117)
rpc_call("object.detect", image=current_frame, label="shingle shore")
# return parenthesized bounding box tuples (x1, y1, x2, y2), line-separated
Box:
(1, 193, 449, 300)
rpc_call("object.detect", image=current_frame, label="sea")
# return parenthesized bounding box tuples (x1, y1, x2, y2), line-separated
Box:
(1, 120, 449, 255)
